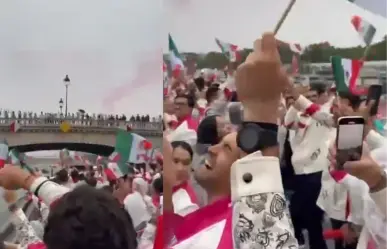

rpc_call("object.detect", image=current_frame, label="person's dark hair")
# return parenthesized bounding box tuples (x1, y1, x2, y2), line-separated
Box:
(55, 169, 69, 184)
(70, 170, 79, 181)
(310, 83, 327, 96)
(205, 85, 220, 103)
(153, 176, 163, 195)
(197, 115, 219, 146)
(85, 177, 97, 187)
(171, 140, 194, 159)
(0, 240, 5, 249)
(101, 185, 114, 194)
(338, 91, 365, 110)
(175, 94, 195, 108)
(194, 77, 205, 92)
(79, 173, 86, 181)
(44, 185, 137, 249)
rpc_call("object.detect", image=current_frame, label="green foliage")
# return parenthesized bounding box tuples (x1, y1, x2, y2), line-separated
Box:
(164, 38, 386, 70)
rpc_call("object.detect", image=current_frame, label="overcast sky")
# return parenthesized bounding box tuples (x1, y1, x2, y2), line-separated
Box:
(165, 0, 387, 53)
(0, 0, 163, 117)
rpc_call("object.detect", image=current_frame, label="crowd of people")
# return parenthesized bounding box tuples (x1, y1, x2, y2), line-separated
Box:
(0, 109, 162, 124)
(0, 32, 385, 249)
(0, 160, 163, 249)
(0, 109, 162, 128)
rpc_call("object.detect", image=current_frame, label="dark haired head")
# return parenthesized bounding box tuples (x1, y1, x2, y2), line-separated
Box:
(101, 185, 114, 193)
(44, 185, 137, 249)
(85, 177, 98, 187)
(55, 169, 69, 184)
(79, 173, 86, 181)
(205, 85, 220, 104)
(310, 82, 327, 96)
(171, 141, 194, 160)
(153, 176, 163, 195)
(70, 170, 79, 181)
(194, 77, 205, 92)
(175, 94, 195, 108)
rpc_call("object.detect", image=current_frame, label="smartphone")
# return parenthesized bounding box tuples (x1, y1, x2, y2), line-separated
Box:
(366, 84, 382, 116)
(336, 116, 365, 170)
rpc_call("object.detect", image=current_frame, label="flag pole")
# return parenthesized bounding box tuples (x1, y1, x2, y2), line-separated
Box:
(274, 0, 297, 35)
(361, 45, 371, 61)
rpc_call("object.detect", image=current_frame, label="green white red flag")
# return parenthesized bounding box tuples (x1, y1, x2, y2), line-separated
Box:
(331, 56, 366, 95)
(168, 34, 184, 78)
(104, 162, 126, 181)
(215, 38, 240, 62)
(351, 15, 376, 46)
(0, 139, 8, 169)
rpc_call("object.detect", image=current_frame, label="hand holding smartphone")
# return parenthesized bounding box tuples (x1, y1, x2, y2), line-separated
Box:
(335, 116, 365, 170)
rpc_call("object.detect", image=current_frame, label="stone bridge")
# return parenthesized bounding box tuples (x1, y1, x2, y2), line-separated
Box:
(0, 117, 162, 156)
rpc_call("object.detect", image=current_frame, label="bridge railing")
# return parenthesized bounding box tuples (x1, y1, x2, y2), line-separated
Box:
(0, 117, 162, 131)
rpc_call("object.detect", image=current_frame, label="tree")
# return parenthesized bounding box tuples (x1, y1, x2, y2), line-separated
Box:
(164, 39, 386, 69)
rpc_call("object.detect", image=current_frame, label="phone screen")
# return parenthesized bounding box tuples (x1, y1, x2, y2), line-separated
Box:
(336, 123, 364, 169)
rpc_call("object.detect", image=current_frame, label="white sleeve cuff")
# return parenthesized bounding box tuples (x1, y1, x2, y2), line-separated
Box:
(230, 151, 284, 202)
(29, 176, 70, 206)
(29, 177, 49, 194)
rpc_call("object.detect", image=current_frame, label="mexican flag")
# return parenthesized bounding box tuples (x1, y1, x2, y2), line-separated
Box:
(351, 15, 376, 46)
(168, 34, 184, 78)
(112, 130, 153, 165)
(348, 0, 386, 18)
(8, 149, 34, 173)
(331, 56, 365, 95)
(104, 162, 126, 181)
(215, 38, 240, 62)
(0, 139, 8, 169)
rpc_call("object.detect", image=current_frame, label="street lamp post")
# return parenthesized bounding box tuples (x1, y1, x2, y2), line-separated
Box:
(59, 98, 64, 115)
(63, 75, 70, 117)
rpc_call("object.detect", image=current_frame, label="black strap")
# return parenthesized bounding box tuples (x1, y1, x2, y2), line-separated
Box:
(34, 180, 50, 197)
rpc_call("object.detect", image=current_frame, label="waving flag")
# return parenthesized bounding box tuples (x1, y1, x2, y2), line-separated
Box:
(351, 15, 376, 46)
(8, 149, 35, 173)
(168, 34, 184, 78)
(104, 162, 126, 181)
(331, 56, 365, 95)
(0, 139, 8, 169)
(215, 38, 240, 62)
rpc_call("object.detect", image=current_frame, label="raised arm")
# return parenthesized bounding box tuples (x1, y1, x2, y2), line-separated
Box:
(293, 95, 334, 127)
(283, 106, 300, 130)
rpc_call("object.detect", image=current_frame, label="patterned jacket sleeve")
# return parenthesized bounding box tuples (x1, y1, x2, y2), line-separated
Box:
(294, 95, 334, 128)
(31, 195, 50, 224)
(9, 208, 42, 248)
(231, 152, 298, 249)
